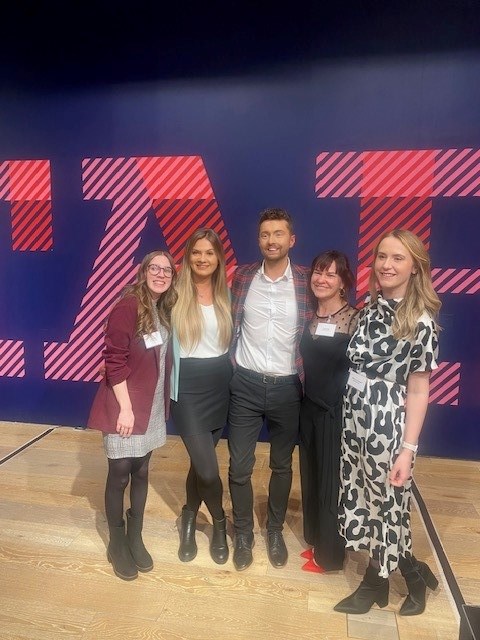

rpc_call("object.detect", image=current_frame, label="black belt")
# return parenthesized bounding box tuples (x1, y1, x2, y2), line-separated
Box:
(237, 365, 298, 385)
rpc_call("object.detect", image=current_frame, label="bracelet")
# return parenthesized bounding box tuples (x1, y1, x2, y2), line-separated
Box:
(402, 441, 418, 453)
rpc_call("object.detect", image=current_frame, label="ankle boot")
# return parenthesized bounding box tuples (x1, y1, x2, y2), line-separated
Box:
(210, 516, 229, 564)
(178, 506, 197, 562)
(334, 563, 389, 614)
(107, 520, 138, 581)
(126, 508, 153, 572)
(399, 555, 439, 616)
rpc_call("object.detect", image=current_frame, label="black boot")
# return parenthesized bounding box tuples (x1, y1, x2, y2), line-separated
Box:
(210, 516, 229, 564)
(107, 520, 138, 581)
(334, 563, 389, 614)
(399, 555, 439, 616)
(178, 506, 197, 562)
(126, 509, 153, 572)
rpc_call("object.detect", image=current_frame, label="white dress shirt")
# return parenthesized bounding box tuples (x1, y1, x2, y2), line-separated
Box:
(235, 260, 298, 375)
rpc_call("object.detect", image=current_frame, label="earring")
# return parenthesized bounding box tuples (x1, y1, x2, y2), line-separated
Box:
(340, 287, 345, 298)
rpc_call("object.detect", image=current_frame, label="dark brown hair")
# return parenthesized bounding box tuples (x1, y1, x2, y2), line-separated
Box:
(311, 250, 355, 291)
(258, 208, 294, 233)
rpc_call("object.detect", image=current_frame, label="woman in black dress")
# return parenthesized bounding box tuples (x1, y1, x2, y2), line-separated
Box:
(299, 250, 358, 572)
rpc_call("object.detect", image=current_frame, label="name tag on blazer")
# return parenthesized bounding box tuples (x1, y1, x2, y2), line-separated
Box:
(143, 331, 163, 349)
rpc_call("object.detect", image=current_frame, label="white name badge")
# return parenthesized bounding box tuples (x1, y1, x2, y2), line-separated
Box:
(315, 322, 336, 337)
(347, 369, 367, 392)
(143, 331, 163, 349)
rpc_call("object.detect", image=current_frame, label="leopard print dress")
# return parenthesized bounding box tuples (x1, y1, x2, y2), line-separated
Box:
(338, 295, 439, 577)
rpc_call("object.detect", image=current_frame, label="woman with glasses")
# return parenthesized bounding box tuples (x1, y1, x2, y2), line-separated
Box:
(88, 250, 177, 580)
(171, 228, 233, 564)
(298, 250, 358, 573)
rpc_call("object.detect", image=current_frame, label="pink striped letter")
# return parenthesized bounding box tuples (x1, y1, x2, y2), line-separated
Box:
(0, 160, 53, 378)
(43, 156, 236, 382)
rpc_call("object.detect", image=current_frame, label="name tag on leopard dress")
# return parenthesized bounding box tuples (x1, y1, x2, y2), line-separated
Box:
(347, 369, 367, 391)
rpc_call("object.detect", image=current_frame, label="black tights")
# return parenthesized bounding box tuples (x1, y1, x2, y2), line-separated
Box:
(182, 428, 224, 520)
(105, 452, 152, 527)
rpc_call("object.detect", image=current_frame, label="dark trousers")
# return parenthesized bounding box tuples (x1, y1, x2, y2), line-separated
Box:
(227, 367, 302, 536)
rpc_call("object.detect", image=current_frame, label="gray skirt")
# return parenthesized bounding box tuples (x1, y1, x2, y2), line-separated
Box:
(103, 324, 168, 459)
(171, 353, 232, 436)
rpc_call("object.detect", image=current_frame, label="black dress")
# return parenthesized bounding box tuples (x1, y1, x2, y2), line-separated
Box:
(299, 305, 358, 571)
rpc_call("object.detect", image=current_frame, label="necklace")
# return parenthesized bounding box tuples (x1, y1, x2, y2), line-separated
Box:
(315, 302, 348, 323)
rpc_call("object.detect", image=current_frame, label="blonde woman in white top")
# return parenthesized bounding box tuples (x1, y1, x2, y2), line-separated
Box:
(171, 228, 233, 564)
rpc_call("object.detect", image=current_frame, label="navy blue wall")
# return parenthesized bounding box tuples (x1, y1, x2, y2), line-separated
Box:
(1, 44, 479, 458)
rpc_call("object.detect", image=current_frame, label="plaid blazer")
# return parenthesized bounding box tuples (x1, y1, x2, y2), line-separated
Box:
(230, 261, 311, 388)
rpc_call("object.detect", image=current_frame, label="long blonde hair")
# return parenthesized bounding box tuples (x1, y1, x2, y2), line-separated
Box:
(122, 250, 178, 335)
(369, 229, 441, 339)
(172, 228, 232, 351)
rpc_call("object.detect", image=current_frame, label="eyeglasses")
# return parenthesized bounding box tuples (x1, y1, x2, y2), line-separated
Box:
(147, 264, 174, 277)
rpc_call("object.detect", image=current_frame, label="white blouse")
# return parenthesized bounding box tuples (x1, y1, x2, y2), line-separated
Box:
(180, 304, 228, 358)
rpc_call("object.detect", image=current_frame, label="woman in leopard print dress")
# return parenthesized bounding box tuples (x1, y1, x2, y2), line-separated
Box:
(335, 230, 441, 617)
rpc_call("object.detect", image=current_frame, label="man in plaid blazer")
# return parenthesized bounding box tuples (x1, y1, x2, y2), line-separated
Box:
(228, 208, 310, 571)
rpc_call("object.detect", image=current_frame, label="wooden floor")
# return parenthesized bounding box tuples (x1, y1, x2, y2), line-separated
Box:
(0, 421, 478, 640)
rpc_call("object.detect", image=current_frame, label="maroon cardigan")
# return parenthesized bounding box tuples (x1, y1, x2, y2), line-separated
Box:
(87, 295, 171, 435)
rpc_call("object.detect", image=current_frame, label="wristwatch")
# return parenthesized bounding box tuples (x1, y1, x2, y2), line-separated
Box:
(402, 441, 418, 453)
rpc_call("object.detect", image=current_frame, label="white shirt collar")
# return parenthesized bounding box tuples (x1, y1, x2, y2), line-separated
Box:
(260, 258, 292, 283)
